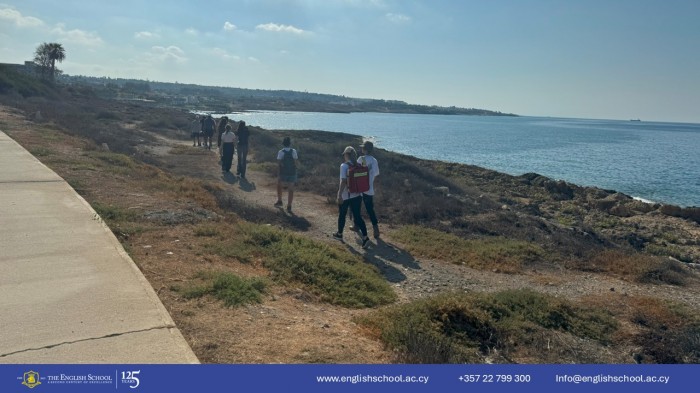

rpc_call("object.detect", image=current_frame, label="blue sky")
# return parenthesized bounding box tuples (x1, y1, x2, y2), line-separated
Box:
(1, 0, 699, 123)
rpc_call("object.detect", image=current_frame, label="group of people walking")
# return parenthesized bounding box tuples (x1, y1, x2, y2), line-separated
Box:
(191, 114, 380, 249)
(332, 141, 380, 249)
(272, 136, 379, 249)
(190, 114, 250, 178)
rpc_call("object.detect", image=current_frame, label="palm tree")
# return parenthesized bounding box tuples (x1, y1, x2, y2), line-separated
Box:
(34, 42, 66, 81)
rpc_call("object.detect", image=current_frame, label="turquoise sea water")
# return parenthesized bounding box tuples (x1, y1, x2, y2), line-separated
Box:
(225, 111, 700, 207)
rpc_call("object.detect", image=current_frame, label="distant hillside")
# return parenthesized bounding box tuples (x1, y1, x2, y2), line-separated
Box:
(60, 74, 517, 116)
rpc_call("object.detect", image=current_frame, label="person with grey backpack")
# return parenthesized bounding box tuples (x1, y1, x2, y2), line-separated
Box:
(275, 136, 297, 213)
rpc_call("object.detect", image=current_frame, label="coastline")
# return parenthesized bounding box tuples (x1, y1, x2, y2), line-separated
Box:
(222, 111, 700, 208)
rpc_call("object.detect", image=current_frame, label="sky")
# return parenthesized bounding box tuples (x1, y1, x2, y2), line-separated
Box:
(1, 0, 699, 123)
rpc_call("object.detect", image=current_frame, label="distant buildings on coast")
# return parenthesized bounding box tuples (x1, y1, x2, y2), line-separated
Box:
(0, 61, 37, 74)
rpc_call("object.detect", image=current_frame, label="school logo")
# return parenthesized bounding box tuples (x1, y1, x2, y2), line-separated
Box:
(22, 371, 42, 388)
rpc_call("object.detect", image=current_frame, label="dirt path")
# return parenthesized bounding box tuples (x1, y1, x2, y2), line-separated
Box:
(149, 135, 700, 311)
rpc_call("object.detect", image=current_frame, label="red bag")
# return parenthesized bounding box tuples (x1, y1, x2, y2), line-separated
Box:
(348, 163, 370, 193)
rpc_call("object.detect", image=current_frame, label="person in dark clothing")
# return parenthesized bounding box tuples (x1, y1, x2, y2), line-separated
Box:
(235, 120, 250, 179)
(202, 114, 216, 150)
(216, 116, 228, 150)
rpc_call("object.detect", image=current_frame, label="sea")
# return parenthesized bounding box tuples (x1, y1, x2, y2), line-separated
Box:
(223, 111, 700, 207)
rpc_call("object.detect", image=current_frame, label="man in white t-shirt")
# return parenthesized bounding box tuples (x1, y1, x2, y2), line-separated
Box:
(358, 141, 380, 238)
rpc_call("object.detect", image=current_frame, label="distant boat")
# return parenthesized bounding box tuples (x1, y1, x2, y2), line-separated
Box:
(630, 119, 641, 122)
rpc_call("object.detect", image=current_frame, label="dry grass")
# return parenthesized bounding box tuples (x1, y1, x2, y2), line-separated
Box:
(391, 225, 544, 273)
(568, 250, 693, 286)
(580, 295, 700, 364)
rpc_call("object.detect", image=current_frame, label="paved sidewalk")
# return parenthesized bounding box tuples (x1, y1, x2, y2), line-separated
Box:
(0, 131, 198, 363)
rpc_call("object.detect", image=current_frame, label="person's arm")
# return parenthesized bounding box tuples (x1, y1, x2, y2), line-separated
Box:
(337, 163, 347, 205)
(277, 151, 283, 176)
(337, 178, 347, 205)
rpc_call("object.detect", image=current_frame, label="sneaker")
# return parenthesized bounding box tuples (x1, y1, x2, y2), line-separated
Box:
(361, 236, 371, 249)
(373, 225, 380, 239)
(286, 205, 292, 213)
(274, 200, 283, 207)
(332, 232, 343, 241)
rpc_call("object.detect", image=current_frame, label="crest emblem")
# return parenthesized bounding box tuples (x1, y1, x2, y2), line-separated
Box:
(22, 371, 42, 388)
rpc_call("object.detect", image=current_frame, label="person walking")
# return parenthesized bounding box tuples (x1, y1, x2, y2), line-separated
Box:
(220, 124, 237, 173)
(216, 116, 229, 151)
(275, 136, 297, 213)
(201, 114, 216, 150)
(358, 141, 380, 238)
(190, 115, 201, 146)
(236, 120, 250, 179)
(332, 146, 370, 249)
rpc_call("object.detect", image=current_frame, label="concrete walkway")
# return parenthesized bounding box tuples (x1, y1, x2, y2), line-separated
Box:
(0, 131, 198, 363)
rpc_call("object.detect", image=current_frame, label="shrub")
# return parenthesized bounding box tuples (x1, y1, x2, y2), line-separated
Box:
(629, 298, 700, 364)
(570, 250, 693, 286)
(179, 272, 267, 308)
(203, 222, 396, 308)
(357, 289, 618, 363)
(392, 226, 544, 273)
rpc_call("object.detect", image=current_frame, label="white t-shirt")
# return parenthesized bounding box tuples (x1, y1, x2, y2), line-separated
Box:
(276, 147, 298, 160)
(358, 155, 380, 196)
(339, 162, 361, 201)
(221, 131, 237, 143)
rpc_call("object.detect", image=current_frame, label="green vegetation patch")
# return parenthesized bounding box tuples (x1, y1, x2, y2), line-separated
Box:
(93, 202, 140, 222)
(29, 147, 54, 157)
(393, 226, 544, 273)
(570, 250, 693, 286)
(178, 271, 267, 308)
(357, 289, 618, 363)
(201, 222, 396, 308)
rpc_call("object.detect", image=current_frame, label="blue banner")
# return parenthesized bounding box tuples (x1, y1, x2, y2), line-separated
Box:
(1, 364, 695, 392)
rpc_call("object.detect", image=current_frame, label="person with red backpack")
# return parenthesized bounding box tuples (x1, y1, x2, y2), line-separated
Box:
(332, 146, 370, 249)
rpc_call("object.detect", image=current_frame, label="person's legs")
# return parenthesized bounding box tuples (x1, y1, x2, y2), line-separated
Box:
(363, 194, 379, 238)
(350, 197, 370, 248)
(362, 194, 378, 226)
(286, 184, 294, 212)
(275, 180, 283, 206)
(224, 144, 235, 171)
(350, 197, 367, 237)
(238, 145, 249, 178)
(337, 200, 350, 235)
(347, 209, 356, 231)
